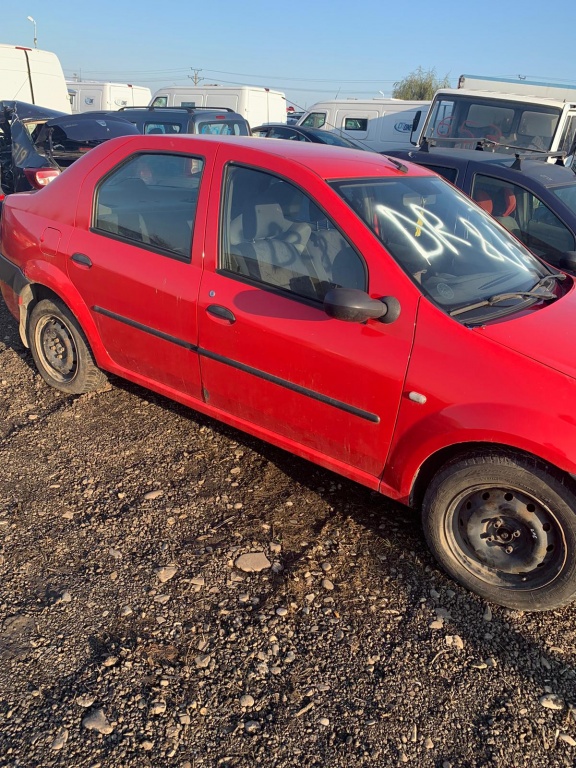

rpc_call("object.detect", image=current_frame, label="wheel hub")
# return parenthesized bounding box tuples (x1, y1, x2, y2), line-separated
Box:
(450, 486, 564, 588)
(37, 316, 77, 380)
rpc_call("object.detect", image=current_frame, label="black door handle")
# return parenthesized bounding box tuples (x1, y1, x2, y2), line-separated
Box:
(206, 304, 236, 323)
(71, 252, 92, 267)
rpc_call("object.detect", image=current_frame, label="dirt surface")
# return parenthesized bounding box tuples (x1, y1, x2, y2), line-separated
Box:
(2, 296, 576, 768)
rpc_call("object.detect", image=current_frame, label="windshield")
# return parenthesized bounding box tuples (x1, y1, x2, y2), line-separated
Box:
(552, 183, 576, 215)
(423, 95, 561, 154)
(332, 175, 554, 320)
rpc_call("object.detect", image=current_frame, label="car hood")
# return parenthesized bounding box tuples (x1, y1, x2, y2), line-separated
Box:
(475, 279, 576, 379)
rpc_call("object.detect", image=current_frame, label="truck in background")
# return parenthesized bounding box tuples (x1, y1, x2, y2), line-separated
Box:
(149, 85, 286, 127)
(295, 99, 430, 152)
(0, 43, 71, 113)
(417, 74, 576, 160)
(67, 81, 152, 113)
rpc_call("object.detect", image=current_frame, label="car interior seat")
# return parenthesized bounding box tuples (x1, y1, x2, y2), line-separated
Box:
(493, 187, 521, 236)
(472, 189, 494, 214)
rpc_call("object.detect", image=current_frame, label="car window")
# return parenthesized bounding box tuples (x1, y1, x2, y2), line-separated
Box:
(471, 174, 576, 267)
(417, 163, 458, 184)
(344, 118, 368, 131)
(143, 122, 182, 134)
(301, 111, 326, 129)
(94, 152, 204, 260)
(267, 127, 305, 141)
(219, 165, 367, 301)
(196, 120, 248, 135)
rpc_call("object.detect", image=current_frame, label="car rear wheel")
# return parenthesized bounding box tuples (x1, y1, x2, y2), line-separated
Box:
(422, 453, 576, 611)
(28, 298, 108, 394)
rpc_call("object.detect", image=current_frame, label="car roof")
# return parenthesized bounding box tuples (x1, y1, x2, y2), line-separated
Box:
(71, 133, 432, 181)
(391, 147, 576, 188)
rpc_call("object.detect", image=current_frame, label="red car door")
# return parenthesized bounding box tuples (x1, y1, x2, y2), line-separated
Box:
(197, 147, 420, 483)
(66, 148, 213, 398)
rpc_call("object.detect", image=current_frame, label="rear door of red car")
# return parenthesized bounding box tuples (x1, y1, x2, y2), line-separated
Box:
(66, 147, 215, 398)
(197, 146, 420, 481)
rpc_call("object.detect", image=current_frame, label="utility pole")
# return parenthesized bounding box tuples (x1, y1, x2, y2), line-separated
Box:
(188, 69, 203, 85)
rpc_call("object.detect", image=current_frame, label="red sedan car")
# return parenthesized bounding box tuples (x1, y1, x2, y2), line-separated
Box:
(1, 134, 576, 611)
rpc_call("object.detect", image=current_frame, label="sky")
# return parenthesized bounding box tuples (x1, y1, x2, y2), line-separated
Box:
(3, 1, 576, 110)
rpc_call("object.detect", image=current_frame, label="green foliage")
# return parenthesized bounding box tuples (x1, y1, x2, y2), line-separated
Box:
(392, 67, 451, 100)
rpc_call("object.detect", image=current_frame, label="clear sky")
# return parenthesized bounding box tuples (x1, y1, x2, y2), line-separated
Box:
(4, 1, 576, 109)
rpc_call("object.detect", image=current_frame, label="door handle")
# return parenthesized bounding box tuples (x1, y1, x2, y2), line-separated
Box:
(70, 252, 92, 268)
(206, 304, 236, 324)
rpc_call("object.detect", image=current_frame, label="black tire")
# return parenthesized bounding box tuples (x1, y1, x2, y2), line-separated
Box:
(422, 452, 576, 611)
(28, 298, 108, 394)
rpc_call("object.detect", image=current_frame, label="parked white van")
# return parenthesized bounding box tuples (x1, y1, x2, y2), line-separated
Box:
(149, 85, 286, 127)
(67, 81, 152, 113)
(0, 43, 71, 113)
(296, 99, 430, 152)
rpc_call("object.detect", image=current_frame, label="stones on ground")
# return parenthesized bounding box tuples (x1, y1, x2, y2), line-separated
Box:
(76, 694, 95, 708)
(240, 694, 255, 708)
(445, 635, 464, 650)
(51, 727, 69, 750)
(483, 605, 493, 622)
(102, 655, 118, 667)
(156, 565, 178, 583)
(195, 653, 211, 669)
(425, 737, 435, 749)
(559, 733, 576, 746)
(539, 693, 565, 710)
(149, 700, 167, 715)
(82, 708, 114, 734)
(321, 579, 334, 591)
(318, 717, 330, 727)
(144, 489, 163, 500)
(141, 740, 154, 750)
(234, 552, 271, 573)
(276, 607, 288, 617)
(244, 720, 261, 734)
(429, 619, 444, 630)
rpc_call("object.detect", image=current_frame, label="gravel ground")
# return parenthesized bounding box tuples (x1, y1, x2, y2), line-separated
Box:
(2, 297, 576, 768)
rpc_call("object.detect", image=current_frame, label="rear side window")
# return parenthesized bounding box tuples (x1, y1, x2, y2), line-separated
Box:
(143, 122, 182, 134)
(196, 120, 248, 136)
(94, 153, 204, 260)
(151, 96, 168, 107)
(220, 165, 366, 301)
(344, 118, 368, 131)
(419, 164, 458, 184)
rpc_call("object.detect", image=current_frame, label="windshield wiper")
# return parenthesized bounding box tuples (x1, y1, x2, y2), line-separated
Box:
(449, 275, 562, 317)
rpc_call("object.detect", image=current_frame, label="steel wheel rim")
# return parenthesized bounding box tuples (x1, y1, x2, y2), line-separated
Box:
(34, 314, 78, 384)
(444, 484, 566, 591)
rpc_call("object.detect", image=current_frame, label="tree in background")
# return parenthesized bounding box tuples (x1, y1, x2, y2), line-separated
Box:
(392, 67, 451, 100)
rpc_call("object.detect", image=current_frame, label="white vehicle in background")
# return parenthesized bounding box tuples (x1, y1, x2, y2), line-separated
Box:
(149, 85, 286, 127)
(0, 43, 71, 113)
(418, 74, 576, 160)
(296, 99, 430, 152)
(67, 81, 152, 113)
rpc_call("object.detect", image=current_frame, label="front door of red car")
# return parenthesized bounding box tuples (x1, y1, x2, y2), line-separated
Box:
(197, 154, 420, 481)
(66, 150, 211, 398)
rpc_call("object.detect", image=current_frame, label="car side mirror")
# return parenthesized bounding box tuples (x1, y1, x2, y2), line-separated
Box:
(560, 251, 576, 272)
(410, 110, 422, 146)
(323, 288, 400, 324)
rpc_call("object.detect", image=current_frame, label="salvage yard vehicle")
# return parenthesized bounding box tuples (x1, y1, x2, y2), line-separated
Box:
(385, 146, 576, 271)
(252, 123, 369, 150)
(3, 135, 576, 611)
(111, 106, 251, 136)
(0, 101, 139, 195)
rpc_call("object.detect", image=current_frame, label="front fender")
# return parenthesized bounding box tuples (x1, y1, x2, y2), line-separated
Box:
(383, 400, 576, 505)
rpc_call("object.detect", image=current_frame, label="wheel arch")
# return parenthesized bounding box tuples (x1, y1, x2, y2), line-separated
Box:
(409, 441, 576, 511)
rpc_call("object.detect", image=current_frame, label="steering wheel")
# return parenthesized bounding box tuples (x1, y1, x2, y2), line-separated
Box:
(436, 116, 454, 137)
(461, 121, 503, 144)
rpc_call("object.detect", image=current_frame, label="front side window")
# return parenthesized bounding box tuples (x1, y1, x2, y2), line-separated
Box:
(333, 174, 552, 322)
(151, 96, 168, 107)
(220, 165, 366, 300)
(94, 152, 204, 260)
(267, 127, 304, 141)
(472, 174, 576, 267)
(301, 111, 326, 129)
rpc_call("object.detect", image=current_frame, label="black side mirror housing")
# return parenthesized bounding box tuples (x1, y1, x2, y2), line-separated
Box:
(410, 110, 422, 146)
(323, 288, 400, 324)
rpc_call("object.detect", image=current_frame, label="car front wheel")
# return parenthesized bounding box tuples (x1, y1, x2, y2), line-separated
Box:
(28, 298, 108, 394)
(422, 452, 576, 611)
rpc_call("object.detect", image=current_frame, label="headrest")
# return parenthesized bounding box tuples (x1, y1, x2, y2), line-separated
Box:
(473, 190, 493, 214)
(518, 112, 555, 138)
(500, 187, 516, 217)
